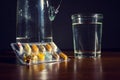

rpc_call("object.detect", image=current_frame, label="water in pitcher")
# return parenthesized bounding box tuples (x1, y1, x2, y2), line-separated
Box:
(72, 23, 102, 57)
(16, 0, 62, 43)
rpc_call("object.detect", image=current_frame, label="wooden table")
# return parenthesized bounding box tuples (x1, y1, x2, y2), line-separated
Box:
(0, 51, 120, 80)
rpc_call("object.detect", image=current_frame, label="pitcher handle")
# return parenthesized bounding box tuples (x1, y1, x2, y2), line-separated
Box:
(48, 0, 62, 21)
(54, 0, 62, 14)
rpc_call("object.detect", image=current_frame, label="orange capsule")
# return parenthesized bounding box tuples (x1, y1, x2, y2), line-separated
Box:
(59, 52, 68, 60)
(45, 43, 52, 52)
(31, 44, 39, 54)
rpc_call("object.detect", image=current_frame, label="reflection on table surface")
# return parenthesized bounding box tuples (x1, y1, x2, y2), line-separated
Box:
(16, 61, 68, 80)
(0, 51, 120, 80)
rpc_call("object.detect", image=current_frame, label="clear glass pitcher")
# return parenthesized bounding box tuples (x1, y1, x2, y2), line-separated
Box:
(16, 0, 62, 43)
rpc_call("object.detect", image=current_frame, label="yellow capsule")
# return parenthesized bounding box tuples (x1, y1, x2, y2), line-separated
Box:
(24, 43, 31, 55)
(32, 55, 38, 63)
(23, 54, 27, 62)
(37, 52, 45, 61)
(59, 52, 68, 60)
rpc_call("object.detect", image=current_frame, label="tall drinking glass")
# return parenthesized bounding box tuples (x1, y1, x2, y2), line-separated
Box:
(71, 13, 103, 58)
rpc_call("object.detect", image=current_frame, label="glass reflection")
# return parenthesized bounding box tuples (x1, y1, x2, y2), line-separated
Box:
(73, 57, 103, 80)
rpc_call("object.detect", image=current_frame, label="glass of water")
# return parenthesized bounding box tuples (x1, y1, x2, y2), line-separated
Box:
(71, 13, 103, 58)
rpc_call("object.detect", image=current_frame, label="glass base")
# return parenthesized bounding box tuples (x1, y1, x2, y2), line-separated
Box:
(74, 52, 101, 58)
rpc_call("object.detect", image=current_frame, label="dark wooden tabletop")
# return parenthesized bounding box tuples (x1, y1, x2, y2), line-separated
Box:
(0, 51, 120, 80)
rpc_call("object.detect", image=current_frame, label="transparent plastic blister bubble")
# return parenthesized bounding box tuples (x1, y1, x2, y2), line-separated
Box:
(11, 42, 69, 65)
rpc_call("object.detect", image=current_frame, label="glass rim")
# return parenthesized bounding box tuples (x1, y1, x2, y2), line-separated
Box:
(71, 13, 103, 19)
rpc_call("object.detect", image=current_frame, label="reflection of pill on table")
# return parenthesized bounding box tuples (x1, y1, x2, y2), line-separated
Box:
(39, 45, 46, 52)
(45, 43, 52, 52)
(49, 42, 57, 52)
(59, 52, 68, 60)
(24, 43, 31, 55)
(31, 44, 39, 54)
(39, 64, 45, 71)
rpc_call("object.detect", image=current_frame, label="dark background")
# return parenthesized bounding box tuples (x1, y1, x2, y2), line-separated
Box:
(1, 0, 120, 52)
